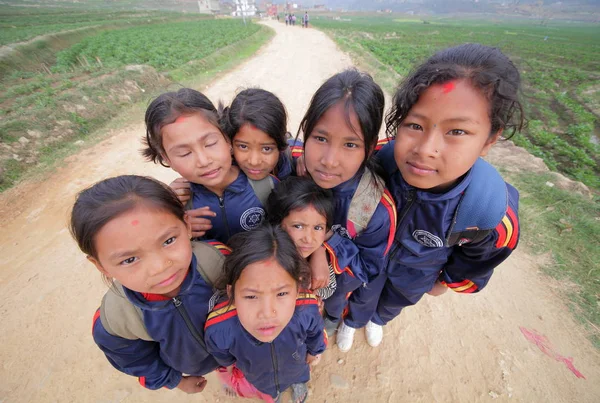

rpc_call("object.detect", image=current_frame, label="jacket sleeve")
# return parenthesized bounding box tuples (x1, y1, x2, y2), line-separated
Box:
(204, 326, 236, 368)
(325, 193, 396, 282)
(440, 193, 520, 293)
(275, 138, 304, 179)
(92, 309, 182, 390)
(302, 305, 327, 356)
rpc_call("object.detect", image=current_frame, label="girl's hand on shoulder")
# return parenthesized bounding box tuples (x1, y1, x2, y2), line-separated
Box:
(308, 246, 329, 290)
(306, 353, 321, 367)
(295, 155, 308, 177)
(427, 280, 448, 297)
(186, 207, 216, 238)
(170, 177, 191, 204)
(177, 375, 207, 394)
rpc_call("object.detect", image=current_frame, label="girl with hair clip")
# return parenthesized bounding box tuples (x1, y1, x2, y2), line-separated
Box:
(371, 43, 522, 345)
(70, 175, 229, 393)
(296, 69, 398, 352)
(204, 224, 326, 403)
(142, 88, 273, 243)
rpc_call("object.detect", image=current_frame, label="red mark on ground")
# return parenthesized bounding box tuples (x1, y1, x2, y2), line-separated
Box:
(442, 81, 455, 94)
(519, 327, 586, 379)
(131, 220, 139, 226)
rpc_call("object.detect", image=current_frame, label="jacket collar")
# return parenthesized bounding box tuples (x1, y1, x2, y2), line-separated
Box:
(189, 170, 247, 196)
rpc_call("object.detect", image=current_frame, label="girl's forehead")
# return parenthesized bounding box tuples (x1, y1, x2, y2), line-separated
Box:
(318, 101, 364, 141)
(288, 205, 326, 221)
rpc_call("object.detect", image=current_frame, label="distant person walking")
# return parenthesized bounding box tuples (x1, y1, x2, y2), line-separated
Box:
(303, 12, 309, 28)
(285, 13, 289, 25)
(292, 14, 296, 26)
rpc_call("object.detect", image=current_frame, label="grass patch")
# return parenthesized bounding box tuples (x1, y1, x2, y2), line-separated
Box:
(505, 170, 600, 348)
(0, 23, 273, 193)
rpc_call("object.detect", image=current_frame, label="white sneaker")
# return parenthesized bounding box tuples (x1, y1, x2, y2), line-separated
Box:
(365, 321, 383, 347)
(336, 322, 356, 352)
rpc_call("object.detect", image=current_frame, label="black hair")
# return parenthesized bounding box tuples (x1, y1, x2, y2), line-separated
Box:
(70, 175, 185, 260)
(218, 223, 310, 299)
(220, 88, 288, 151)
(142, 88, 222, 167)
(266, 176, 334, 230)
(386, 43, 525, 140)
(297, 69, 385, 173)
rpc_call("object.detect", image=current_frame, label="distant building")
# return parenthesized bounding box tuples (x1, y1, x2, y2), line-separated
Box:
(198, 0, 220, 14)
(233, 0, 257, 17)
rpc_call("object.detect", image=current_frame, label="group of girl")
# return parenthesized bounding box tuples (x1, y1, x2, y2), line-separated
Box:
(71, 43, 523, 401)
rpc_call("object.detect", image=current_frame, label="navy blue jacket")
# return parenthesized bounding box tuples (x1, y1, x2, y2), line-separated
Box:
(92, 254, 220, 390)
(378, 141, 520, 293)
(324, 168, 397, 283)
(204, 292, 326, 398)
(190, 171, 277, 243)
(274, 137, 303, 179)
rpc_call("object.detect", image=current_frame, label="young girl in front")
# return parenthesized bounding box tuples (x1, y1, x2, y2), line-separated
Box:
(297, 69, 397, 351)
(370, 43, 523, 342)
(70, 175, 222, 393)
(204, 224, 326, 403)
(143, 88, 269, 243)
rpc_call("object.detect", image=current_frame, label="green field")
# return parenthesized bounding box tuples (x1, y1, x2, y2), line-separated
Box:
(54, 20, 260, 71)
(0, 5, 271, 192)
(0, 6, 192, 45)
(312, 16, 600, 190)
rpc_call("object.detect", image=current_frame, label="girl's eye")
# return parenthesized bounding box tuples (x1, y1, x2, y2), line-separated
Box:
(178, 152, 191, 157)
(293, 224, 304, 230)
(406, 123, 423, 131)
(448, 129, 467, 136)
(237, 144, 248, 150)
(262, 146, 274, 152)
(345, 142, 359, 149)
(243, 295, 257, 300)
(206, 142, 217, 147)
(120, 257, 137, 265)
(277, 291, 289, 297)
(314, 225, 324, 231)
(164, 236, 176, 246)
(312, 135, 327, 143)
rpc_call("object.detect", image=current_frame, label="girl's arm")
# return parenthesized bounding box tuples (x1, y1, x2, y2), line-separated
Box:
(325, 194, 397, 282)
(302, 303, 327, 357)
(204, 327, 236, 368)
(92, 311, 182, 390)
(439, 191, 520, 294)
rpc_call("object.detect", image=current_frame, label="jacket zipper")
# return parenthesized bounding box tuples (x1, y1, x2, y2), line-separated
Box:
(270, 343, 280, 397)
(218, 196, 231, 240)
(172, 296, 207, 350)
(390, 189, 417, 259)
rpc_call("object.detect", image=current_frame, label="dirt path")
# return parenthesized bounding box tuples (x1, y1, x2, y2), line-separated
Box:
(0, 20, 598, 403)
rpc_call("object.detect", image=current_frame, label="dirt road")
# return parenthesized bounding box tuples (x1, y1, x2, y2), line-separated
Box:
(0, 20, 598, 403)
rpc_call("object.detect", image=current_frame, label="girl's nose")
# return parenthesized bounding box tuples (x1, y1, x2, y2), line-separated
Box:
(320, 146, 339, 168)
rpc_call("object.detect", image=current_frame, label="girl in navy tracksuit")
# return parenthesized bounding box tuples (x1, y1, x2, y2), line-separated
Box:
(296, 69, 397, 352)
(205, 224, 326, 403)
(70, 175, 227, 393)
(370, 43, 523, 343)
(143, 88, 272, 244)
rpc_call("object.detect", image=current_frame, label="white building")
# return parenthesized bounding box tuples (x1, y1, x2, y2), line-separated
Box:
(198, 0, 220, 14)
(233, 0, 257, 17)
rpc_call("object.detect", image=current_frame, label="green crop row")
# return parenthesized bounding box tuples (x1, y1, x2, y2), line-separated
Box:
(54, 20, 260, 72)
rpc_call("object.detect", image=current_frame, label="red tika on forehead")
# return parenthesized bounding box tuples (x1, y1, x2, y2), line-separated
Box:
(130, 220, 139, 226)
(174, 115, 189, 124)
(442, 81, 455, 94)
